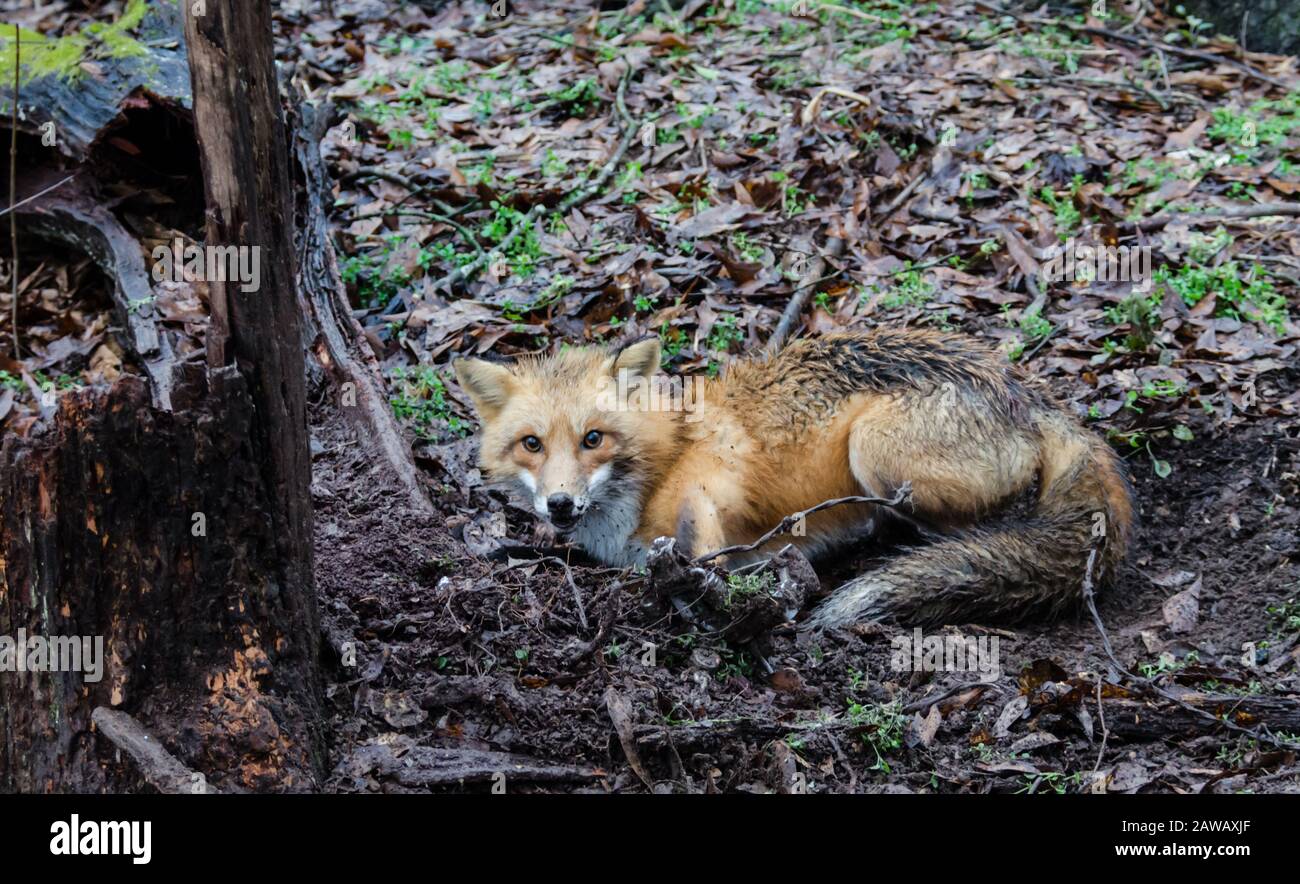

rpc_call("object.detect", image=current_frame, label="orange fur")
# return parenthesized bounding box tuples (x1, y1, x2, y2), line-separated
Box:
(456, 330, 1134, 626)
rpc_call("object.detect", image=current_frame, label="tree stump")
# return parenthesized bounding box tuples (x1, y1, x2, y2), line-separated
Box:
(0, 372, 320, 792)
(0, 0, 325, 793)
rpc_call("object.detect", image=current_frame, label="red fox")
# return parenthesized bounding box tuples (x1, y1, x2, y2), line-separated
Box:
(454, 329, 1133, 627)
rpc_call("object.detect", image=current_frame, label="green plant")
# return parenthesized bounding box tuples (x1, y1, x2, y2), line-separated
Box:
(1038, 177, 1083, 240)
(1139, 649, 1199, 679)
(1122, 379, 1186, 413)
(770, 170, 811, 215)
(390, 366, 467, 440)
(541, 149, 568, 179)
(1207, 93, 1300, 159)
(723, 571, 775, 609)
(730, 232, 765, 262)
(1267, 597, 1300, 632)
(339, 237, 412, 308)
(0, 0, 151, 85)
(879, 270, 936, 309)
(706, 313, 745, 353)
(1154, 262, 1287, 332)
(1102, 290, 1161, 353)
(548, 78, 601, 115)
(1016, 771, 1082, 795)
(1017, 306, 1053, 341)
(847, 699, 907, 773)
(998, 24, 1089, 71)
(716, 646, 755, 681)
(480, 201, 544, 277)
(659, 324, 688, 365)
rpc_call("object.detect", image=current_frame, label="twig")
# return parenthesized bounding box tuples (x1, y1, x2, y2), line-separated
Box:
(0, 171, 78, 219)
(693, 483, 913, 565)
(9, 26, 17, 358)
(92, 707, 218, 794)
(1125, 202, 1300, 233)
(981, 4, 1294, 91)
(1020, 323, 1059, 362)
(767, 236, 844, 351)
(349, 207, 485, 262)
(537, 555, 589, 630)
(878, 167, 928, 223)
(1081, 548, 1300, 751)
(811, 1, 902, 26)
(901, 679, 992, 715)
(801, 86, 872, 125)
(1090, 676, 1110, 782)
(346, 165, 475, 218)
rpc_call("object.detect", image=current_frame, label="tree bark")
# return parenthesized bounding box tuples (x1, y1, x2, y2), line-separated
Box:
(179, 0, 323, 781)
(0, 373, 320, 792)
(181, 0, 316, 573)
(0, 0, 323, 792)
(1176, 0, 1300, 56)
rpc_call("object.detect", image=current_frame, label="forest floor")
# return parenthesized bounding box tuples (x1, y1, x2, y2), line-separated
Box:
(5, 0, 1300, 792)
(295, 0, 1300, 793)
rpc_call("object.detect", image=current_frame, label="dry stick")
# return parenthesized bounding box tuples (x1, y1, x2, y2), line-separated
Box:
(537, 555, 589, 630)
(1041, 73, 1187, 111)
(1081, 548, 1300, 752)
(694, 483, 913, 565)
(1128, 202, 1300, 233)
(878, 168, 928, 224)
(1089, 676, 1110, 783)
(341, 168, 486, 276)
(768, 236, 845, 352)
(902, 679, 993, 715)
(1068, 22, 1292, 91)
(345, 165, 475, 219)
(0, 171, 77, 219)
(9, 26, 17, 358)
(813, 1, 904, 26)
(92, 707, 218, 794)
(352, 208, 485, 263)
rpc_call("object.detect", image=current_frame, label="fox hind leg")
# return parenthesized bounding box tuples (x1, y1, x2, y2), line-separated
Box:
(846, 395, 1038, 528)
(813, 396, 1041, 627)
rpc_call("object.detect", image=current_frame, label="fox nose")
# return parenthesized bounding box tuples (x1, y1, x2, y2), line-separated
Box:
(547, 493, 575, 518)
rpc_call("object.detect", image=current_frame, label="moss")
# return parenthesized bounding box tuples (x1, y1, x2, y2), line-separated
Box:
(0, 0, 154, 86)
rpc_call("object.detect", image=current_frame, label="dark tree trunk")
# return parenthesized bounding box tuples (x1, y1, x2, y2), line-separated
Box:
(182, 0, 316, 567)
(0, 0, 323, 792)
(1175, 0, 1300, 55)
(0, 375, 318, 792)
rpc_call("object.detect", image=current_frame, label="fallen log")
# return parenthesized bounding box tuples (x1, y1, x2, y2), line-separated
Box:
(332, 737, 597, 791)
(1095, 693, 1300, 744)
(92, 707, 219, 794)
(0, 1, 191, 159)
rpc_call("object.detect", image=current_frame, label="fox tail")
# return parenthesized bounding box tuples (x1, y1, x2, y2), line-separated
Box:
(806, 418, 1134, 628)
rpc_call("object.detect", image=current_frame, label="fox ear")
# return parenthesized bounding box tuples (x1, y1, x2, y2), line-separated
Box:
(453, 358, 515, 418)
(611, 337, 661, 379)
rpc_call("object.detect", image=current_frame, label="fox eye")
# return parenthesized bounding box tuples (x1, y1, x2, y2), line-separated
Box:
(522, 435, 542, 453)
(582, 430, 603, 449)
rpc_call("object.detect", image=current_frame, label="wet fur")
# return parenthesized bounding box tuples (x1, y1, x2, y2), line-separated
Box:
(456, 329, 1134, 627)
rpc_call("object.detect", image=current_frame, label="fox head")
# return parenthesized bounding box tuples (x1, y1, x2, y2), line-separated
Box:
(454, 338, 680, 553)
